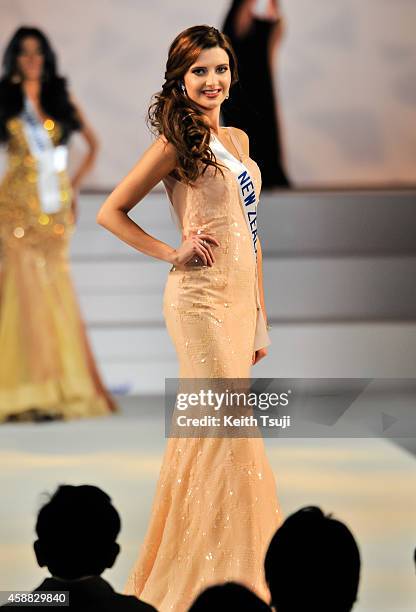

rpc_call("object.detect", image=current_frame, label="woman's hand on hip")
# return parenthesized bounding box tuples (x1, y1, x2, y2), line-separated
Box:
(173, 232, 220, 267)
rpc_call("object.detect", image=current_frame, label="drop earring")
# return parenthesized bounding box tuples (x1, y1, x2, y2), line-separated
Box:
(180, 82, 186, 94)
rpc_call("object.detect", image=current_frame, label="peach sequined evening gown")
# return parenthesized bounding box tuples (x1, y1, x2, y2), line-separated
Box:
(125, 129, 281, 610)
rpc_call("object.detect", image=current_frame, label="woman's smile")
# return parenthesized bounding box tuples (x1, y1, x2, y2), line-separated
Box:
(201, 88, 222, 98)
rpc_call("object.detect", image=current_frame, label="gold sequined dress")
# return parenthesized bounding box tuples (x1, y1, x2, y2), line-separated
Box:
(125, 130, 281, 610)
(0, 114, 116, 421)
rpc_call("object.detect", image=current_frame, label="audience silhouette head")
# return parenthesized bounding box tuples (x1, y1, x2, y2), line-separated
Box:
(188, 581, 271, 611)
(264, 505, 360, 612)
(34, 484, 121, 579)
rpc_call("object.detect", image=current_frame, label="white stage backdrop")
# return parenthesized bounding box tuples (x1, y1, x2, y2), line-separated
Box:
(1, 0, 415, 188)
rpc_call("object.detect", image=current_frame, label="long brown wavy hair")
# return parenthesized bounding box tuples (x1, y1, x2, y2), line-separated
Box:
(148, 25, 238, 184)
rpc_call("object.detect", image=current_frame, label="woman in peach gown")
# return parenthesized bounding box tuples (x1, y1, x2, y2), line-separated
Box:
(97, 25, 281, 611)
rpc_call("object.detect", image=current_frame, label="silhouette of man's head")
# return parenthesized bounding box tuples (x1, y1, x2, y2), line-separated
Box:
(34, 485, 121, 580)
(264, 506, 360, 612)
(188, 581, 271, 611)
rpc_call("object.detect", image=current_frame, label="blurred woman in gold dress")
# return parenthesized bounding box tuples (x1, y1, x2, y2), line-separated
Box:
(98, 25, 281, 611)
(0, 27, 117, 421)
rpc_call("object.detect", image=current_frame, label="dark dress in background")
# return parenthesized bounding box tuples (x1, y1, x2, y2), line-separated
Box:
(222, 4, 291, 188)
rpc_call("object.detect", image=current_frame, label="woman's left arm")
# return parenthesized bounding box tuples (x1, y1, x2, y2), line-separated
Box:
(70, 96, 99, 191)
(67, 96, 99, 221)
(256, 237, 268, 327)
(253, 237, 269, 364)
(232, 127, 269, 364)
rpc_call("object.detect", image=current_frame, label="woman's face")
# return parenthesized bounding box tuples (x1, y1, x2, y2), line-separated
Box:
(16, 36, 44, 81)
(183, 46, 231, 111)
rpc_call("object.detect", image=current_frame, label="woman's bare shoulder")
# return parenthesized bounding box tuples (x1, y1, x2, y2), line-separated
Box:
(227, 126, 249, 156)
(153, 134, 177, 160)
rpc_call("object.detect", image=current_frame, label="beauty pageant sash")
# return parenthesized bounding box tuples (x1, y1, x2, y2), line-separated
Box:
(210, 132, 258, 264)
(20, 96, 68, 214)
(210, 132, 271, 350)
